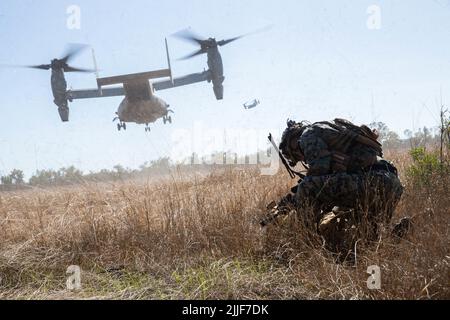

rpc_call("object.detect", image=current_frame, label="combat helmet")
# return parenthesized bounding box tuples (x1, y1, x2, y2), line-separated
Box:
(279, 119, 308, 166)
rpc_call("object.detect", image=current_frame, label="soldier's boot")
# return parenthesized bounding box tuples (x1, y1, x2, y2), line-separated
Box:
(318, 206, 358, 261)
(391, 216, 413, 239)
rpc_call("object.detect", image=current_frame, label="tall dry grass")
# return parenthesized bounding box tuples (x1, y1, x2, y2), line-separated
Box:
(0, 152, 448, 299)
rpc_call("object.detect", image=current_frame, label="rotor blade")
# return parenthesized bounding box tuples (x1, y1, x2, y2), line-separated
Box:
(217, 36, 244, 46)
(0, 63, 52, 70)
(218, 25, 273, 47)
(28, 64, 52, 70)
(64, 65, 95, 73)
(178, 48, 206, 60)
(60, 43, 90, 63)
(172, 28, 205, 45)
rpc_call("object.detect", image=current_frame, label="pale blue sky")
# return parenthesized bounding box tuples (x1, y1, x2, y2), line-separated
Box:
(0, 0, 449, 178)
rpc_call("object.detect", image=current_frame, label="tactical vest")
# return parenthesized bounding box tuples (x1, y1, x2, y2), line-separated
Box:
(314, 118, 383, 173)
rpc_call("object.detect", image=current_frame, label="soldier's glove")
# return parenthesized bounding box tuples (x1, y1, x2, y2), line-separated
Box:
(260, 193, 297, 227)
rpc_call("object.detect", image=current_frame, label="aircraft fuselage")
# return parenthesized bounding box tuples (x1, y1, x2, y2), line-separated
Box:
(117, 95, 170, 124)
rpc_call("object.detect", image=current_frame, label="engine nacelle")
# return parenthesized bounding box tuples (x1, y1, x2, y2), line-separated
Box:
(57, 105, 69, 122)
(213, 82, 224, 100)
(207, 47, 225, 100)
(51, 69, 70, 122)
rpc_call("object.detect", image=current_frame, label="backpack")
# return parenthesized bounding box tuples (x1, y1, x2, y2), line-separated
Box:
(314, 118, 383, 173)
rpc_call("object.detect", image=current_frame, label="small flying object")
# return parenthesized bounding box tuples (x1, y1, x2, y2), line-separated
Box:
(243, 99, 260, 109)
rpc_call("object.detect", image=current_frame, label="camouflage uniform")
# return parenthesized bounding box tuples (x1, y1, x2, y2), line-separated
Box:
(279, 119, 404, 256)
(295, 123, 403, 219)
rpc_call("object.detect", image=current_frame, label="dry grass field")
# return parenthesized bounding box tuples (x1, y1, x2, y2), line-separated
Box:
(0, 151, 448, 299)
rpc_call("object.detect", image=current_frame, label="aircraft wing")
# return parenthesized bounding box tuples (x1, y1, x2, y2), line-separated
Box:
(68, 70, 212, 100)
(69, 69, 170, 101)
(153, 70, 211, 91)
(68, 87, 124, 100)
(67, 80, 153, 102)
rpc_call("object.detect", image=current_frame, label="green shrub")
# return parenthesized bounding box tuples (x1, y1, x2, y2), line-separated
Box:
(406, 147, 448, 188)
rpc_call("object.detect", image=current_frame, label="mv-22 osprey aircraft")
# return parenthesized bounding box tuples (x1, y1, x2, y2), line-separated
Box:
(11, 29, 259, 132)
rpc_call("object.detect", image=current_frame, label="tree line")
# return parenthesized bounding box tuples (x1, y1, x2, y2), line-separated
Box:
(368, 121, 448, 150)
(0, 157, 172, 189)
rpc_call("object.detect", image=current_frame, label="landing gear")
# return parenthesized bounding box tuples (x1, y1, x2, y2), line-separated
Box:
(117, 122, 127, 131)
(163, 115, 172, 124)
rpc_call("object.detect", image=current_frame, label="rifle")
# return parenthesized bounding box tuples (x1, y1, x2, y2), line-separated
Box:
(260, 134, 306, 227)
(268, 133, 305, 179)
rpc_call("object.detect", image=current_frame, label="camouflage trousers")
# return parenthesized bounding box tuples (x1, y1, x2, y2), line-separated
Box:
(295, 169, 403, 254)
